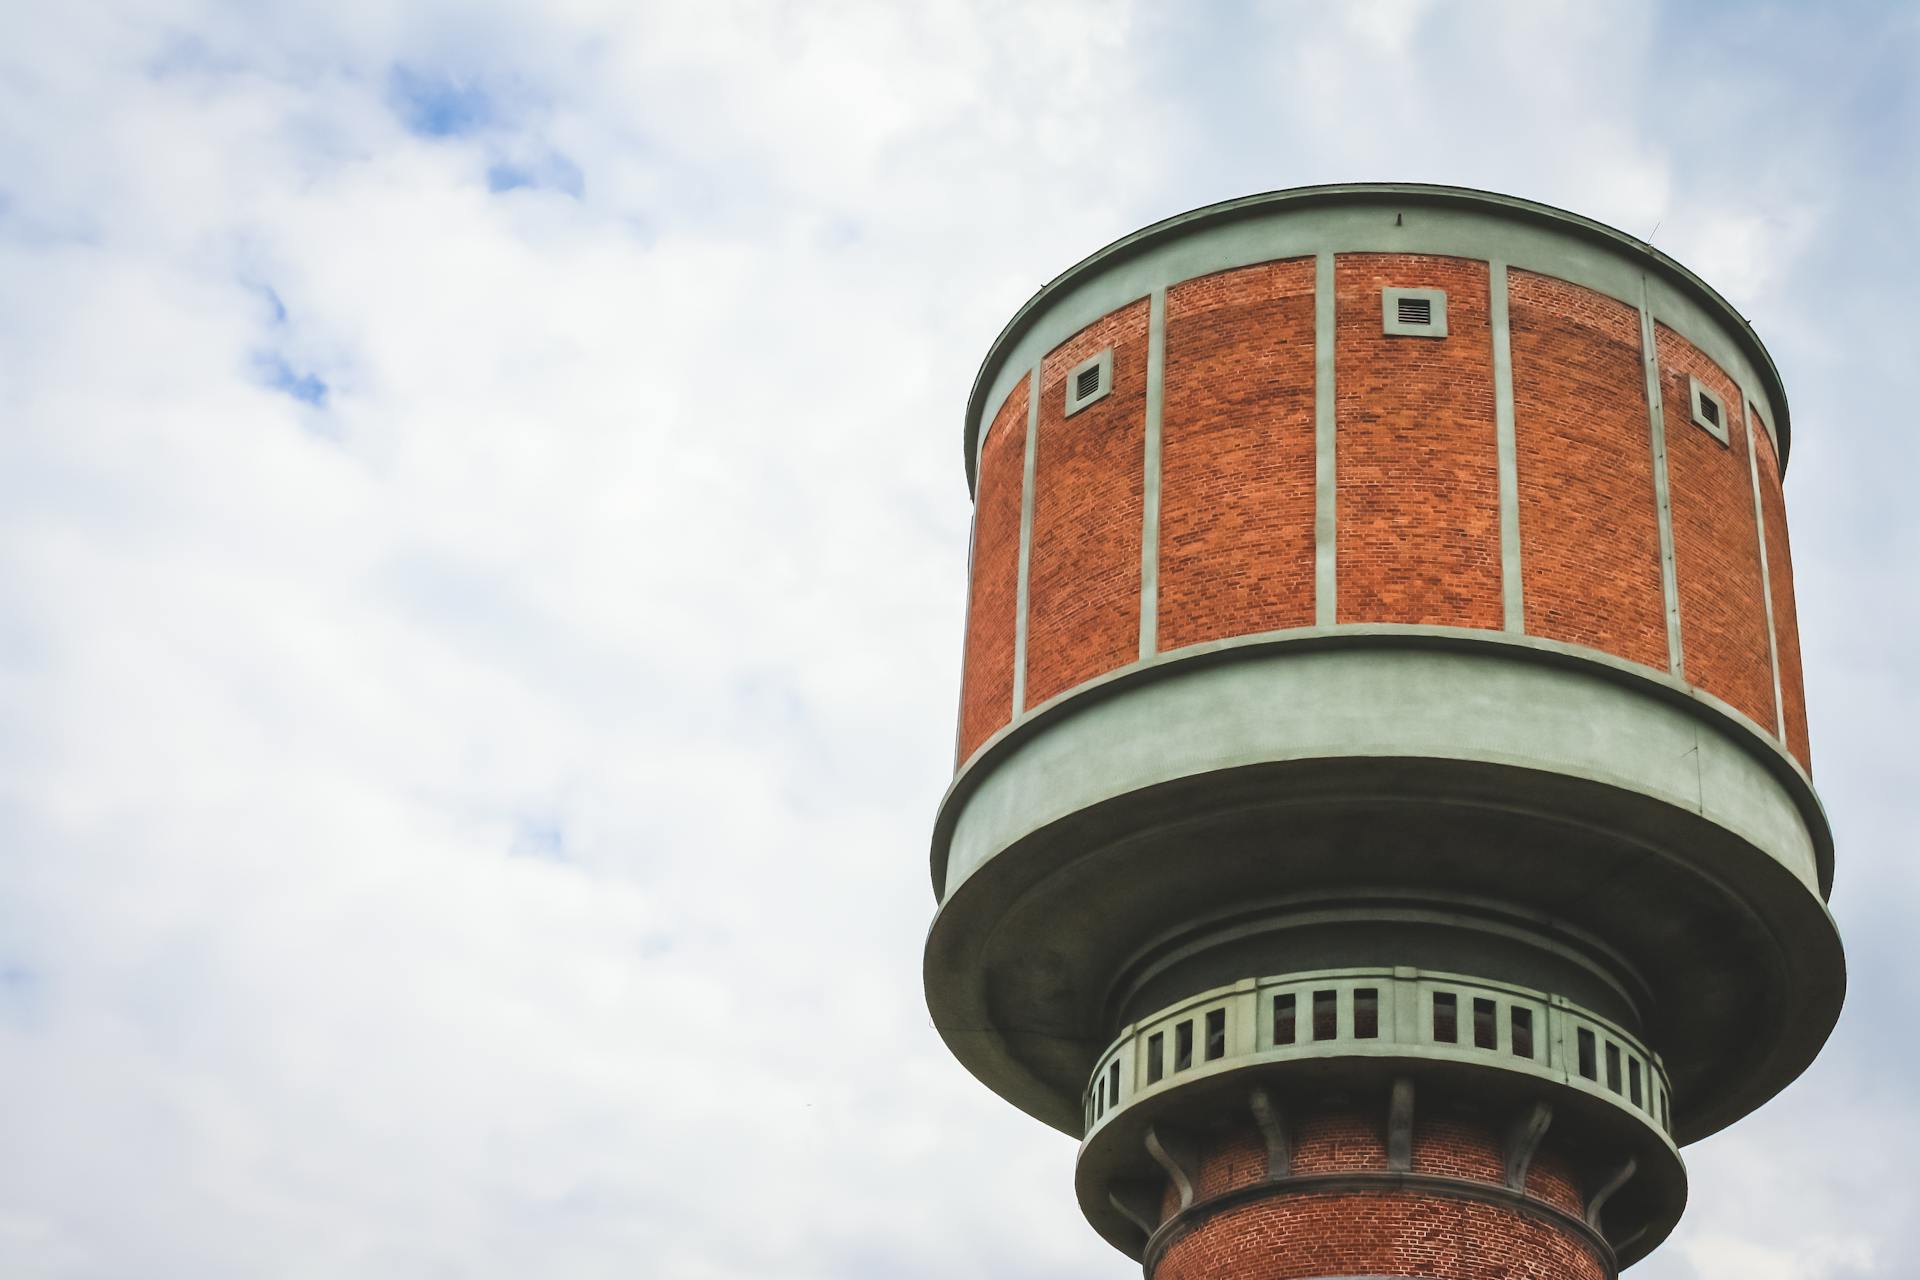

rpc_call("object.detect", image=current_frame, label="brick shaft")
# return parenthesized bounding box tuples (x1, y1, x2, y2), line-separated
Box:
(1150, 1108, 1605, 1280)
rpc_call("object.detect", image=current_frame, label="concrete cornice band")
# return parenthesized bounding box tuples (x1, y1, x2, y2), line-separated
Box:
(935, 626, 1831, 901)
(963, 183, 1791, 493)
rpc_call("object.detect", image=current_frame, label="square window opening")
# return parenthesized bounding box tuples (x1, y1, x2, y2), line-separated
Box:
(1433, 992, 1458, 1043)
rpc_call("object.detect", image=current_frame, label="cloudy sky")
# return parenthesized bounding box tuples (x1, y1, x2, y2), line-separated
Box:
(1, 2, 1915, 1277)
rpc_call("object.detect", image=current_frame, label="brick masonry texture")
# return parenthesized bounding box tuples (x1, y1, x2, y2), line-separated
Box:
(1158, 259, 1317, 649)
(1151, 1106, 1605, 1279)
(1336, 254, 1502, 628)
(956, 378, 1026, 763)
(1751, 418, 1811, 769)
(1508, 271, 1668, 670)
(956, 264, 1800, 771)
(1153, 1189, 1609, 1280)
(1025, 298, 1149, 708)
(1655, 324, 1776, 730)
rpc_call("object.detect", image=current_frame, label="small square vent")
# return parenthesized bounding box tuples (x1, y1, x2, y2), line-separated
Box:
(1382, 287, 1448, 338)
(1064, 348, 1113, 417)
(1688, 375, 1729, 445)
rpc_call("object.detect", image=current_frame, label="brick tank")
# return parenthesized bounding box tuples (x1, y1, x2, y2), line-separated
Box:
(927, 185, 1842, 1278)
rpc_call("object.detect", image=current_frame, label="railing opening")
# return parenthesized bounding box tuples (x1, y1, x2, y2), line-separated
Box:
(1312, 990, 1337, 1041)
(1510, 1006, 1534, 1059)
(1273, 993, 1296, 1045)
(1354, 988, 1379, 1039)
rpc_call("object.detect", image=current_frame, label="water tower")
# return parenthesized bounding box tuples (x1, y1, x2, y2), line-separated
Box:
(926, 185, 1841, 1278)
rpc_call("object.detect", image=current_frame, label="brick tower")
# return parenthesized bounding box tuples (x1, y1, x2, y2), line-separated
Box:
(926, 185, 1842, 1278)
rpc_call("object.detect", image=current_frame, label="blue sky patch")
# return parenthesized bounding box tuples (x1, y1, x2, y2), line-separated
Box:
(254, 351, 328, 407)
(388, 65, 495, 138)
(486, 149, 585, 199)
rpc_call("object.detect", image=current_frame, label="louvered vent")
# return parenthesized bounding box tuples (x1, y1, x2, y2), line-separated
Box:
(1064, 349, 1112, 416)
(1382, 288, 1446, 337)
(1687, 375, 1730, 445)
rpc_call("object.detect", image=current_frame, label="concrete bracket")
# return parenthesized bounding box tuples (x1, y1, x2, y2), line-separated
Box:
(1249, 1087, 1292, 1179)
(1586, 1156, 1638, 1231)
(1386, 1077, 1416, 1172)
(1145, 1125, 1199, 1210)
(1106, 1181, 1161, 1237)
(1504, 1101, 1554, 1191)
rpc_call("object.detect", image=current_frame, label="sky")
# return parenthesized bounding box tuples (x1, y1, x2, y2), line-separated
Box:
(0, 2, 1916, 1277)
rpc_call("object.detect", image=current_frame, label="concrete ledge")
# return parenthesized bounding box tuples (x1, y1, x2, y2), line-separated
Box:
(936, 627, 1830, 901)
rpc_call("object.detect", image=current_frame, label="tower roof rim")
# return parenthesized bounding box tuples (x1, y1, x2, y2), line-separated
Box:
(961, 182, 1793, 492)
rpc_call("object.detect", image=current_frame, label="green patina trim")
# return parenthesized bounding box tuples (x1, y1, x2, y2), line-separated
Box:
(1010, 363, 1039, 716)
(1741, 388, 1788, 742)
(1639, 280, 1686, 678)
(1140, 289, 1166, 659)
(962, 184, 1793, 494)
(1491, 261, 1524, 632)
(936, 624, 1833, 901)
(1314, 251, 1337, 625)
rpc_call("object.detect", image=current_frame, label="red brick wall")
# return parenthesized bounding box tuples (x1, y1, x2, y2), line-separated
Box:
(1149, 1108, 1605, 1279)
(1158, 259, 1317, 650)
(956, 379, 1027, 762)
(1152, 1188, 1609, 1280)
(1751, 418, 1811, 769)
(1656, 325, 1776, 729)
(1291, 1108, 1387, 1173)
(1509, 271, 1668, 669)
(1336, 254, 1501, 628)
(1025, 299, 1149, 707)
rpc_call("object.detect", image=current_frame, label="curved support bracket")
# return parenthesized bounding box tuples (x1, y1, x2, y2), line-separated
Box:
(1386, 1076, 1416, 1172)
(1586, 1156, 1638, 1231)
(1249, 1087, 1291, 1180)
(1145, 1125, 1199, 1211)
(1106, 1182, 1161, 1237)
(1504, 1101, 1554, 1192)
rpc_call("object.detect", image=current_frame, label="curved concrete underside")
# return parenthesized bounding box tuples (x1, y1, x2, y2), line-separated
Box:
(924, 634, 1843, 1147)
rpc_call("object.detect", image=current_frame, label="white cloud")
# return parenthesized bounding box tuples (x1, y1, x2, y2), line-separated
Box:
(0, 2, 1914, 1277)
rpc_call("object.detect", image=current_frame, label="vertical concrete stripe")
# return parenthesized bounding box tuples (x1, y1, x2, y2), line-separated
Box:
(1140, 287, 1166, 659)
(1741, 389, 1787, 740)
(952, 518, 975, 765)
(1638, 280, 1685, 678)
(1314, 251, 1337, 626)
(1011, 363, 1040, 716)
(1490, 259, 1523, 633)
